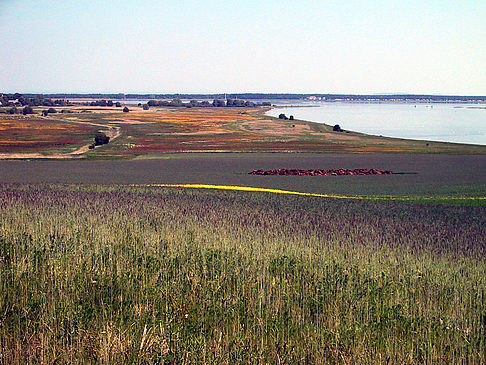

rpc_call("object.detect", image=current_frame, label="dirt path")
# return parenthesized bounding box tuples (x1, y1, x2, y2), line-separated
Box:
(0, 121, 122, 159)
(68, 122, 121, 155)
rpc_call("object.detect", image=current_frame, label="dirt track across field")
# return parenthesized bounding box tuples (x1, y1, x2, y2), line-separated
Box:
(0, 121, 121, 159)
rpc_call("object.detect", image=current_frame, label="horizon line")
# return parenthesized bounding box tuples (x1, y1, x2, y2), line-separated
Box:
(3, 92, 486, 98)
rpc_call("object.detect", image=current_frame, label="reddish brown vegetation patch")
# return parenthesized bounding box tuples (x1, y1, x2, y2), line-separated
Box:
(249, 168, 393, 176)
(0, 118, 96, 152)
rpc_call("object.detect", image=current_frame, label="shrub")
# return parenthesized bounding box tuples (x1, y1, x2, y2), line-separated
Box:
(123, 106, 129, 113)
(47, 108, 57, 114)
(94, 133, 110, 146)
(289, 115, 294, 120)
(22, 106, 35, 115)
(278, 113, 288, 120)
(142, 104, 149, 110)
(333, 124, 343, 132)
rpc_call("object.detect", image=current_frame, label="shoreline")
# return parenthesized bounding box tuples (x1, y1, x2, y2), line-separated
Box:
(266, 103, 486, 146)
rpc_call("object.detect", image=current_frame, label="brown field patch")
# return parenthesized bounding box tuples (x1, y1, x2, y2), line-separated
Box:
(149, 130, 230, 136)
(95, 108, 257, 125)
(239, 120, 361, 140)
(109, 119, 155, 125)
(240, 119, 312, 135)
(0, 118, 97, 153)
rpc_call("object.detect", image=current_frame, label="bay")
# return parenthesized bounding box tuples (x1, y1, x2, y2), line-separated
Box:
(267, 102, 486, 145)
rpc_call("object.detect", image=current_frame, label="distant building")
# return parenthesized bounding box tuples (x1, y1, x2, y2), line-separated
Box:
(306, 96, 325, 101)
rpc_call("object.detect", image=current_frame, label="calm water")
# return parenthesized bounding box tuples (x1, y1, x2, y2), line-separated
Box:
(267, 102, 486, 145)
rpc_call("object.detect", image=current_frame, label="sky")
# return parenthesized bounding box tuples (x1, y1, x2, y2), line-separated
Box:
(0, 0, 485, 95)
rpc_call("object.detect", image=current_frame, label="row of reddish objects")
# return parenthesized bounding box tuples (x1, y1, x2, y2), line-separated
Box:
(249, 168, 393, 176)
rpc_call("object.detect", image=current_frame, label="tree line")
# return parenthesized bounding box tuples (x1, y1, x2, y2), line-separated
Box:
(147, 98, 270, 108)
(0, 93, 72, 108)
(17, 93, 486, 102)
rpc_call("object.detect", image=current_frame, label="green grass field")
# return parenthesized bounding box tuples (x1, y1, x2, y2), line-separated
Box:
(0, 183, 484, 363)
(1, 106, 485, 363)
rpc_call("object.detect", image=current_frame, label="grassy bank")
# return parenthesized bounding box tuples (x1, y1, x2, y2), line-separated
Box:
(2, 106, 486, 159)
(0, 184, 485, 363)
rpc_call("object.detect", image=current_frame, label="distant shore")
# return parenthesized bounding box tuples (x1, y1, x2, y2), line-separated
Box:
(13, 93, 486, 104)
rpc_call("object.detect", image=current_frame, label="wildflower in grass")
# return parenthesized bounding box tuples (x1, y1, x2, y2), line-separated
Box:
(130, 183, 485, 205)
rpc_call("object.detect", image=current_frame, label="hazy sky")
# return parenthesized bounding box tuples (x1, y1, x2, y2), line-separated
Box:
(1, 0, 485, 95)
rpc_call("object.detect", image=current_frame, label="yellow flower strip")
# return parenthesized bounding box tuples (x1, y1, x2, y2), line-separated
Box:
(130, 184, 485, 203)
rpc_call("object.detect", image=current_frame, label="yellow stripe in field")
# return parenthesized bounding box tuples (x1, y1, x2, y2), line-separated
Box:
(130, 184, 485, 202)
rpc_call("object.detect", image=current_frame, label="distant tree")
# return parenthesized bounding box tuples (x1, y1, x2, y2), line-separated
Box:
(123, 106, 130, 113)
(115, 102, 122, 107)
(169, 99, 183, 107)
(278, 113, 288, 120)
(212, 99, 225, 107)
(47, 107, 57, 114)
(107, 100, 114, 107)
(17, 96, 28, 106)
(33, 95, 44, 106)
(230, 99, 245, 107)
(289, 115, 294, 120)
(22, 106, 35, 115)
(42, 110, 48, 116)
(54, 99, 67, 106)
(0, 95, 10, 106)
(13, 93, 22, 100)
(142, 104, 149, 110)
(138, 103, 142, 107)
(333, 124, 342, 132)
(94, 133, 110, 146)
(8, 107, 18, 114)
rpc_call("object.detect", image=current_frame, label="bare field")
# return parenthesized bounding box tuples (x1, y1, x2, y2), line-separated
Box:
(1, 153, 485, 198)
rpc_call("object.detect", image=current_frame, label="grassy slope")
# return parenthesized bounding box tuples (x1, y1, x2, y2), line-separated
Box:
(0, 184, 484, 363)
(2, 105, 486, 157)
(99, 106, 486, 156)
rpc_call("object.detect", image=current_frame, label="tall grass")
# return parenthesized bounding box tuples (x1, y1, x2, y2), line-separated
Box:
(0, 184, 484, 363)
